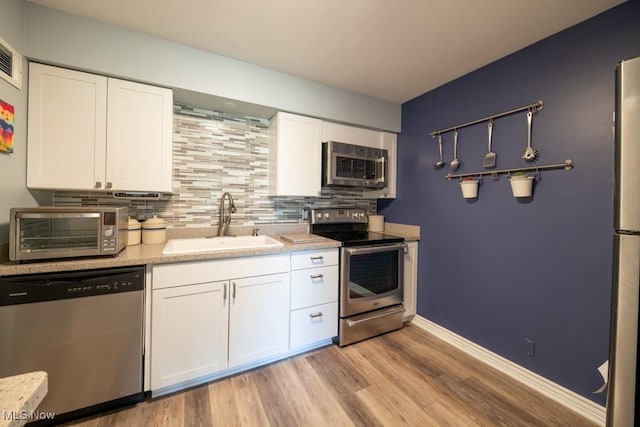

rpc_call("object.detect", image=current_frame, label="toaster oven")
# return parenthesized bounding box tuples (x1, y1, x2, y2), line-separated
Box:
(9, 206, 129, 261)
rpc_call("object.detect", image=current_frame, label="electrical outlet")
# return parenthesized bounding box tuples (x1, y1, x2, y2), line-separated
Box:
(524, 338, 535, 357)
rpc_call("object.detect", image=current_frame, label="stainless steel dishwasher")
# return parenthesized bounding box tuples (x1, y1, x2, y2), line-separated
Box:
(0, 266, 144, 425)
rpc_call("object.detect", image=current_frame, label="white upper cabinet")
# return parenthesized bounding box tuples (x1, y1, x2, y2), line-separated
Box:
(365, 131, 397, 199)
(321, 121, 397, 199)
(106, 78, 173, 192)
(27, 63, 173, 193)
(268, 112, 322, 196)
(27, 63, 108, 190)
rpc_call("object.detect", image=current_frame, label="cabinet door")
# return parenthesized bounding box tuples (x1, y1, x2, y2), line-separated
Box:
(27, 63, 107, 190)
(151, 281, 229, 391)
(268, 112, 321, 196)
(228, 273, 290, 367)
(106, 78, 173, 192)
(403, 242, 419, 320)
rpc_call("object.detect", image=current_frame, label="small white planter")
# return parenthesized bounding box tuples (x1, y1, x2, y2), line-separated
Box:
(460, 180, 479, 199)
(509, 175, 534, 197)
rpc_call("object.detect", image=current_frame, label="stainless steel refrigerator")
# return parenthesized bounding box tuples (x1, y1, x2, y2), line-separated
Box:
(609, 55, 640, 426)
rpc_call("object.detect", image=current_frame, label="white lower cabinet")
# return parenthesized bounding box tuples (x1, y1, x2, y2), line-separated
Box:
(149, 254, 290, 392)
(149, 249, 340, 394)
(290, 301, 338, 348)
(403, 241, 419, 321)
(289, 249, 339, 349)
(150, 281, 229, 390)
(228, 273, 290, 367)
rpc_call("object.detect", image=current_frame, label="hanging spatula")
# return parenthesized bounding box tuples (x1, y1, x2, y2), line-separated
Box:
(483, 120, 496, 169)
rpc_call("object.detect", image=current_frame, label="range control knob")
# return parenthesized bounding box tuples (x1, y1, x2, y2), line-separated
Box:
(360, 212, 366, 218)
(324, 212, 331, 219)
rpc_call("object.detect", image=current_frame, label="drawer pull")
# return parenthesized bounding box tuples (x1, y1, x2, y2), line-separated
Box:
(309, 274, 324, 280)
(309, 312, 323, 319)
(310, 256, 324, 262)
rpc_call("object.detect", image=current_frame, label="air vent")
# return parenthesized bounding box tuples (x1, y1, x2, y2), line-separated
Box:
(112, 191, 163, 200)
(0, 36, 22, 90)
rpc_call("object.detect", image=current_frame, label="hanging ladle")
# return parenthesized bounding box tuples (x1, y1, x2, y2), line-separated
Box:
(450, 130, 460, 171)
(434, 135, 445, 169)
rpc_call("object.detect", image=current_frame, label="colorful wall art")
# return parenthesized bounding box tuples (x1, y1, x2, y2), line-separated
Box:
(0, 99, 15, 153)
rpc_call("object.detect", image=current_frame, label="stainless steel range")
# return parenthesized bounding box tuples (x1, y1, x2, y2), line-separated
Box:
(310, 208, 405, 346)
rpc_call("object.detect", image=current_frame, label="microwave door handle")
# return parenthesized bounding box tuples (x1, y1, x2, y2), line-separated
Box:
(375, 156, 386, 183)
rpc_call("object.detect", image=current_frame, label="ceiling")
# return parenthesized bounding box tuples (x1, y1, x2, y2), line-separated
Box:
(28, 0, 625, 104)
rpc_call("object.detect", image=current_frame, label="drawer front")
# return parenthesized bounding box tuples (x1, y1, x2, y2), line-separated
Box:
(290, 302, 338, 349)
(291, 248, 339, 270)
(152, 254, 290, 289)
(290, 266, 338, 310)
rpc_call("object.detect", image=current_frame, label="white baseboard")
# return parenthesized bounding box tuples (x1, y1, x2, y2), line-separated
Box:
(410, 316, 606, 426)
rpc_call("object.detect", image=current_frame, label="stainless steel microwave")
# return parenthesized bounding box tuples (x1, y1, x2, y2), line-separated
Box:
(322, 141, 388, 189)
(9, 206, 129, 261)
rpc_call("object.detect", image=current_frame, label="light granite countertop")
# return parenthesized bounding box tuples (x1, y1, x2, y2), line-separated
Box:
(0, 371, 48, 427)
(0, 222, 419, 277)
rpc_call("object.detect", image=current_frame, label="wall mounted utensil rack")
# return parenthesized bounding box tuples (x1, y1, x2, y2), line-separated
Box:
(431, 100, 543, 137)
(445, 159, 573, 181)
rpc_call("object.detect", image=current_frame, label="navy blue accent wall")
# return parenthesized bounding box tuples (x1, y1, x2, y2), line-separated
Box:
(379, 1, 640, 404)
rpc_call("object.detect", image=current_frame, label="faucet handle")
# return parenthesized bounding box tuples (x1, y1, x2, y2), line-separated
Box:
(252, 228, 260, 236)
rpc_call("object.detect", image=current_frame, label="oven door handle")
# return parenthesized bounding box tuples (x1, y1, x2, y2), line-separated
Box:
(345, 243, 406, 255)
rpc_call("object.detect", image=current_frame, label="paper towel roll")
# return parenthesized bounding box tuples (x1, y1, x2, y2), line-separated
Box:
(368, 215, 384, 232)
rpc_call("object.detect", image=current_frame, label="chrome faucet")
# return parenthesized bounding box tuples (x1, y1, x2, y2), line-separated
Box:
(217, 192, 236, 237)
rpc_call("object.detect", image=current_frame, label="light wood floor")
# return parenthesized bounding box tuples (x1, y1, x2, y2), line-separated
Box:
(67, 324, 597, 426)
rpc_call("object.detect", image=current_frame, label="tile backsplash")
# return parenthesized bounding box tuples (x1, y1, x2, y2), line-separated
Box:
(53, 104, 376, 227)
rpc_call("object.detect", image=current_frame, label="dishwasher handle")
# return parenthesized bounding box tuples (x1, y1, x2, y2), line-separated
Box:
(0, 278, 53, 287)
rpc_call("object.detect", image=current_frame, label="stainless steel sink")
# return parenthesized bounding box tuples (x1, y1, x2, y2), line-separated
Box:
(162, 235, 284, 255)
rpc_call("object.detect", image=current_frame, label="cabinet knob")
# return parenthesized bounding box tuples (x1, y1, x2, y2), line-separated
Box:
(95, 181, 102, 188)
(106, 182, 113, 189)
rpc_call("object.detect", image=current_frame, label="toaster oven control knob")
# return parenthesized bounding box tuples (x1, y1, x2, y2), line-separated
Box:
(104, 229, 114, 237)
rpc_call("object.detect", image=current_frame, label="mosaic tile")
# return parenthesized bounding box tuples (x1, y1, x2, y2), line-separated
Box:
(53, 104, 376, 227)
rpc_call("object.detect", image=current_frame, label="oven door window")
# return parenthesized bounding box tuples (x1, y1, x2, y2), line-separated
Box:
(17, 213, 101, 253)
(348, 249, 400, 299)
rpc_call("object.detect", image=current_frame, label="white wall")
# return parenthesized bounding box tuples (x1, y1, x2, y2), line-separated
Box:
(23, 3, 401, 132)
(0, 0, 47, 244)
